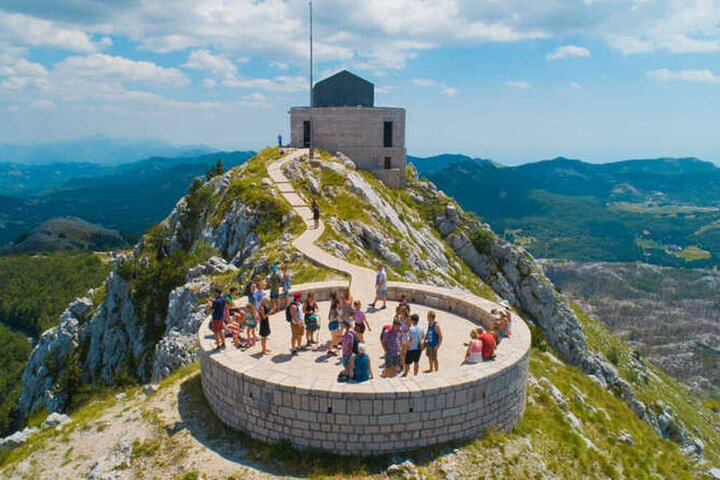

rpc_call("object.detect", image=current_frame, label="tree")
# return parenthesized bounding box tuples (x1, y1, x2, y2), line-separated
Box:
(206, 158, 224, 179)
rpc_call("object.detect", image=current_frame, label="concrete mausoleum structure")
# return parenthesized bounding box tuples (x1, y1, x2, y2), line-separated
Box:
(290, 70, 407, 188)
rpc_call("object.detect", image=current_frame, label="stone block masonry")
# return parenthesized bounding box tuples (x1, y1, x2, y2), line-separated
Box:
(199, 282, 530, 455)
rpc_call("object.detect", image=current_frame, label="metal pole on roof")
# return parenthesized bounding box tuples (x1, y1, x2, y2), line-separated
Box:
(309, 0, 314, 161)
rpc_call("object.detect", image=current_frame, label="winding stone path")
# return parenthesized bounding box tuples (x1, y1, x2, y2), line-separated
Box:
(267, 149, 377, 302)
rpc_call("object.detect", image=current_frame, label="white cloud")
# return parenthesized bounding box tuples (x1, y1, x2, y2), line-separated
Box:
(184, 49, 238, 78)
(269, 61, 289, 70)
(202, 78, 217, 89)
(55, 54, 189, 87)
(546, 45, 591, 60)
(0, 12, 97, 52)
(569, 82, 582, 89)
(0, 54, 48, 92)
(31, 99, 56, 110)
(223, 75, 306, 92)
(503, 80, 531, 90)
(411, 78, 436, 87)
(6, 105, 19, 112)
(237, 92, 271, 109)
(375, 85, 395, 94)
(647, 68, 720, 84)
(441, 84, 459, 97)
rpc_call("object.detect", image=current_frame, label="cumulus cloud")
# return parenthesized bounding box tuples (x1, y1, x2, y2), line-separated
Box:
(546, 45, 591, 60)
(0, 54, 48, 92)
(411, 78, 436, 87)
(375, 85, 395, 94)
(184, 49, 238, 78)
(55, 54, 189, 87)
(569, 82, 581, 89)
(223, 75, 306, 92)
(647, 68, 720, 84)
(0, 11, 98, 52)
(503, 80, 531, 89)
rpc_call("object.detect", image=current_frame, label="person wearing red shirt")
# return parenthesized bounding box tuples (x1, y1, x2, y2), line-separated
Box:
(478, 327, 497, 361)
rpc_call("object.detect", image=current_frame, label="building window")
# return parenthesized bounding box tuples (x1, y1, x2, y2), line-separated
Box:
(384, 156, 392, 169)
(303, 120, 311, 148)
(383, 121, 393, 147)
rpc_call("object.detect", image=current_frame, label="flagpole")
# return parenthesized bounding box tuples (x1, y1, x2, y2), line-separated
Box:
(309, 0, 314, 161)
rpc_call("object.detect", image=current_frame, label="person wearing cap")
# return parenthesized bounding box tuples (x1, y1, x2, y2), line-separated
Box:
(287, 291, 304, 355)
(493, 300, 512, 340)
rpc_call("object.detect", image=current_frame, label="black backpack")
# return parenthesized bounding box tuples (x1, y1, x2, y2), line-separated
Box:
(285, 302, 295, 323)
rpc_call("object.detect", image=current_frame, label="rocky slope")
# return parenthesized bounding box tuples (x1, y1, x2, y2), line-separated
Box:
(541, 259, 720, 396)
(3, 148, 720, 478)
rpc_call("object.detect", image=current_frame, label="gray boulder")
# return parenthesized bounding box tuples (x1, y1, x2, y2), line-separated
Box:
(0, 427, 38, 451)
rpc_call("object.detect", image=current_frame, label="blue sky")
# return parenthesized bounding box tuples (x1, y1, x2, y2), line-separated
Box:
(1, 0, 720, 165)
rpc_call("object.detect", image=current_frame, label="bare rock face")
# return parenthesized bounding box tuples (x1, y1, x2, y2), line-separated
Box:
(150, 258, 233, 381)
(19, 294, 94, 415)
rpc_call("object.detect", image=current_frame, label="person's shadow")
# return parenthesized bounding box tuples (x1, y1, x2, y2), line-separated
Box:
(270, 353, 292, 363)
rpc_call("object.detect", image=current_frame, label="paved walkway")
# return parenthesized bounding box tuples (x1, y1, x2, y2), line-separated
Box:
(267, 149, 377, 302)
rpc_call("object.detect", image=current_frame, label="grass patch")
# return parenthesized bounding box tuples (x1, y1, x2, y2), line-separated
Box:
(131, 438, 161, 459)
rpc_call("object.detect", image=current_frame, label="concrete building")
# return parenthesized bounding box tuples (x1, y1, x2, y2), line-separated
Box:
(290, 70, 406, 188)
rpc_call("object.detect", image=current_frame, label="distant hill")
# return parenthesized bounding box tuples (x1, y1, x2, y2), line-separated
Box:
(0, 151, 255, 246)
(0, 135, 214, 166)
(415, 155, 720, 267)
(2, 217, 126, 254)
(0, 162, 111, 197)
(407, 153, 496, 174)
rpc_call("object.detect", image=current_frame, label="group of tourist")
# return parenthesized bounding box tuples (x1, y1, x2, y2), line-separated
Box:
(208, 261, 292, 355)
(207, 262, 512, 383)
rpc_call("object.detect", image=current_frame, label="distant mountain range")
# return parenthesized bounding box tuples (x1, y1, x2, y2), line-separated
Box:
(0, 150, 254, 248)
(0, 135, 214, 166)
(411, 154, 720, 267)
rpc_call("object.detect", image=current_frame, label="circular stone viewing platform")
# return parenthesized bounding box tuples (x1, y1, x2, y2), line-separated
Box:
(199, 281, 531, 455)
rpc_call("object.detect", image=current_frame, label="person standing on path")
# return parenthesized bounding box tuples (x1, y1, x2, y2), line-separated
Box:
(259, 297, 272, 355)
(208, 287, 227, 351)
(267, 263, 282, 313)
(311, 198, 320, 229)
(287, 292, 304, 355)
(402, 314, 424, 377)
(369, 263, 387, 310)
(423, 310, 443, 373)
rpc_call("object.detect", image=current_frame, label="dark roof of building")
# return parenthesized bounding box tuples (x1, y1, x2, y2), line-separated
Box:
(312, 70, 374, 108)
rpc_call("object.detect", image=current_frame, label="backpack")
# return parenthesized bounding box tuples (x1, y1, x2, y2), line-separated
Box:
(285, 302, 294, 323)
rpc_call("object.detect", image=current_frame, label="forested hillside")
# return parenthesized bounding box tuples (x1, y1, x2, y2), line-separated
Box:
(0, 253, 111, 434)
(419, 155, 720, 267)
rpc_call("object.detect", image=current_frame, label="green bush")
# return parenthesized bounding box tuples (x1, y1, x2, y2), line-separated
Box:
(470, 227, 495, 254)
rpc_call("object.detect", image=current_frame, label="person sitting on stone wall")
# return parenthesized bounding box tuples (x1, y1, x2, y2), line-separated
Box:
(477, 326, 497, 361)
(225, 305, 244, 349)
(349, 343, 374, 382)
(465, 330, 483, 364)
